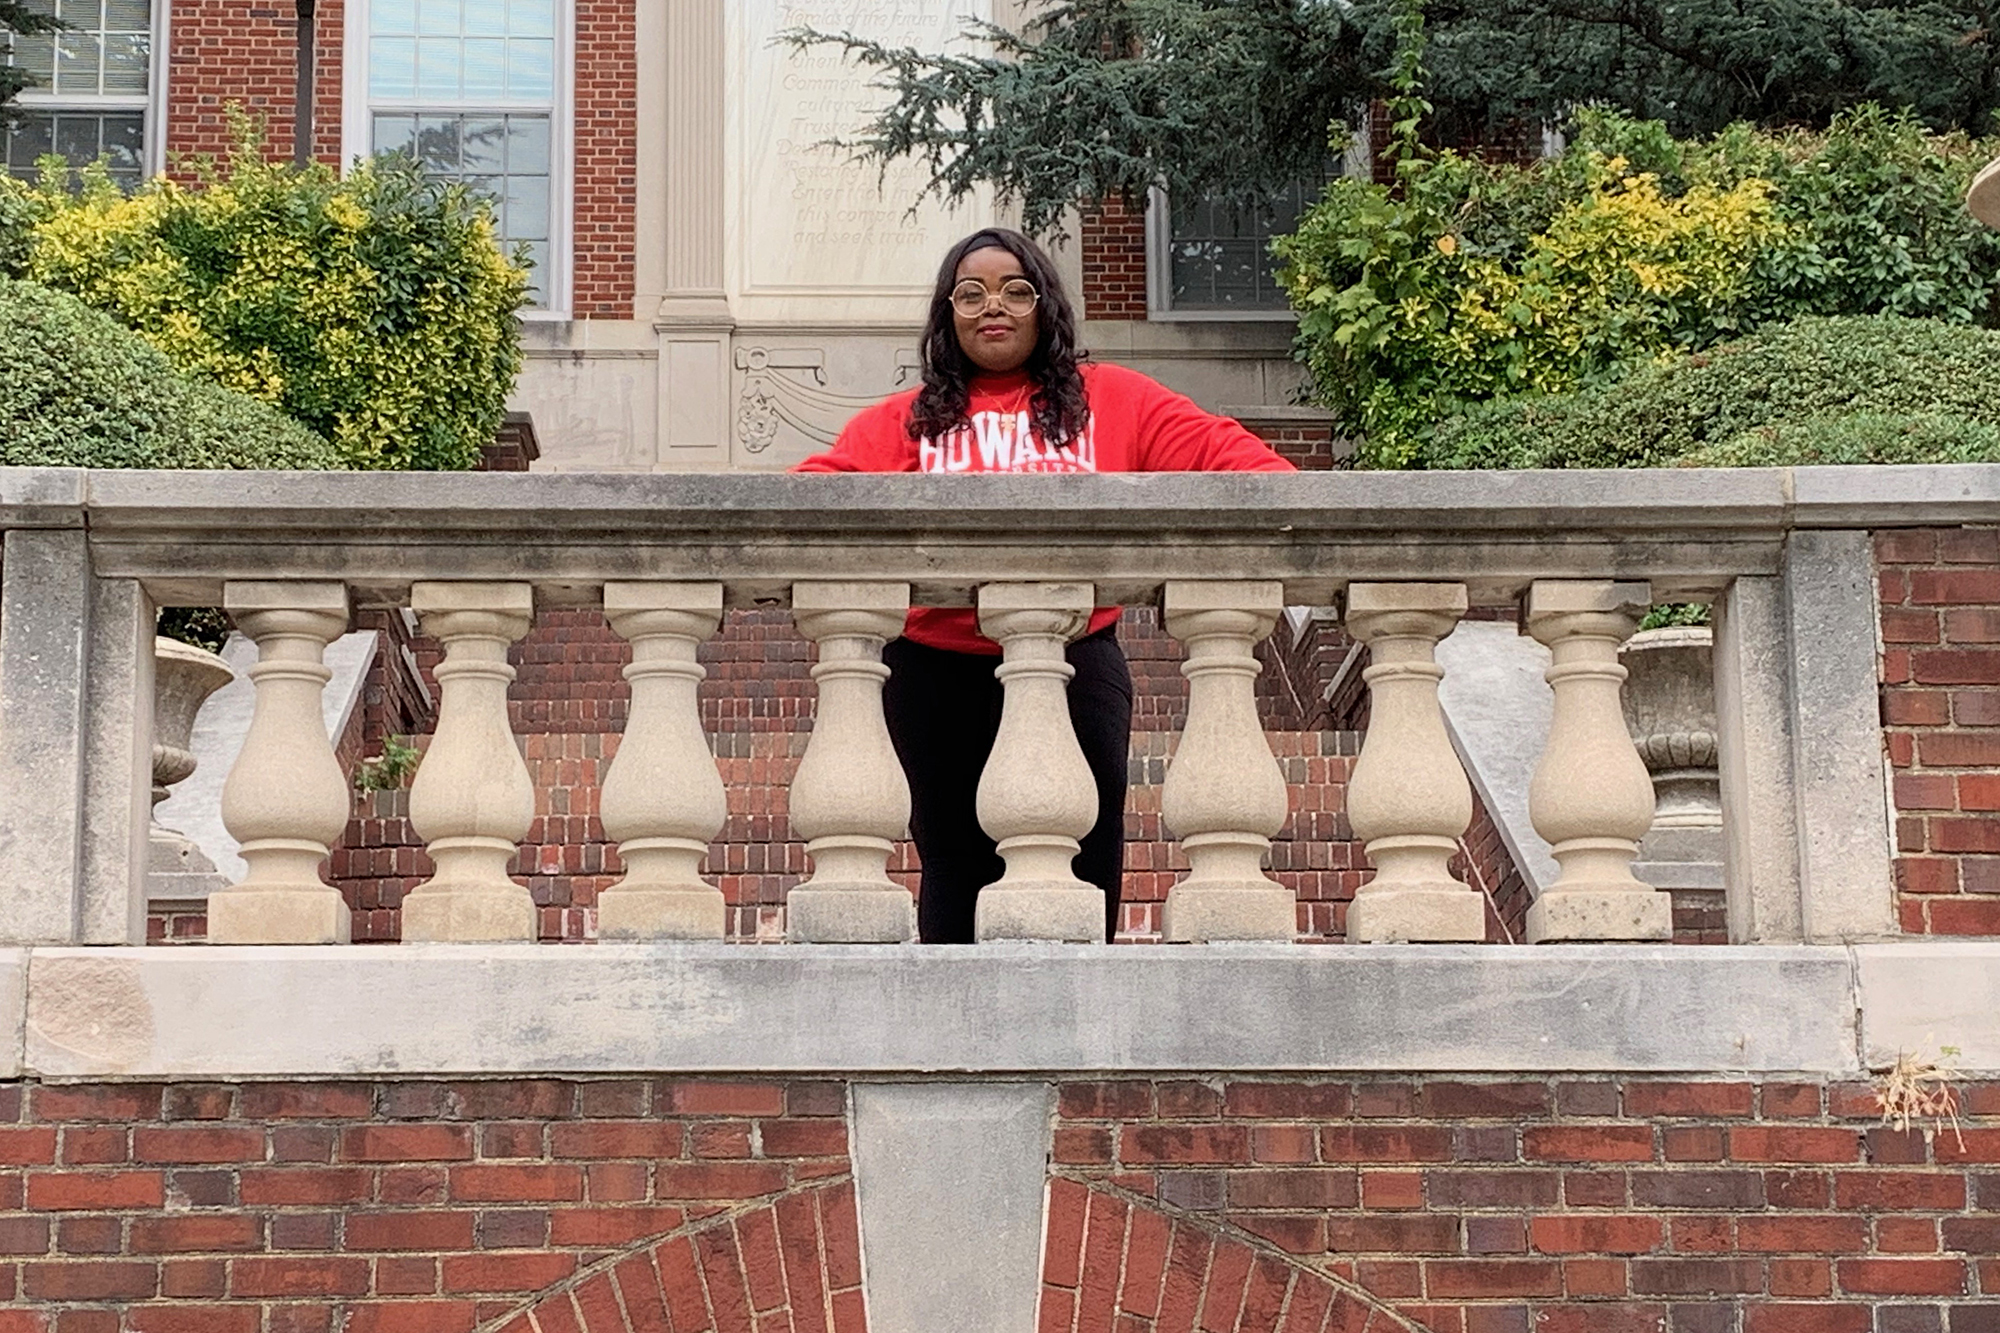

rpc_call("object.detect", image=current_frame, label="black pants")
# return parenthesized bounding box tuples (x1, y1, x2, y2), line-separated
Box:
(882, 626, 1134, 943)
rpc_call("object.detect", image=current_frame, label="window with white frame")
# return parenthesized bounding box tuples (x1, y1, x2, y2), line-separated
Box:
(354, 0, 565, 310)
(2, 0, 158, 190)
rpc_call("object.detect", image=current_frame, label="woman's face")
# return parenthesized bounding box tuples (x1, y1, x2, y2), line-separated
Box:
(951, 245, 1039, 376)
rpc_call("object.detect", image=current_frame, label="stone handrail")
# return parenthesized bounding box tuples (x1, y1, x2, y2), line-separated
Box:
(1, 463, 1974, 950)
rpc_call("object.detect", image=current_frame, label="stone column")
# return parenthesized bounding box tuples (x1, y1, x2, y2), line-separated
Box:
(1159, 581, 1293, 942)
(208, 581, 353, 945)
(1524, 579, 1672, 943)
(973, 582, 1102, 943)
(787, 581, 916, 943)
(402, 582, 537, 943)
(655, 0, 732, 465)
(596, 582, 728, 940)
(1343, 583, 1485, 943)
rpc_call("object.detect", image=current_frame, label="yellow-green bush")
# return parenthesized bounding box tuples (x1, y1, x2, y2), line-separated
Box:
(3, 128, 527, 471)
(1275, 106, 2000, 468)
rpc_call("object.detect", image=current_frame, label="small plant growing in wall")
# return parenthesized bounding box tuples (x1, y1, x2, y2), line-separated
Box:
(1874, 1040, 1966, 1149)
(354, 736, 422, 792)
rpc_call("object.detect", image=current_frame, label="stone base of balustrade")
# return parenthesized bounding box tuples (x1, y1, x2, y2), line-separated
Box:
(1525, 887, 1674, 943)
(786, 886, 916, 944)
(1161, 883, 1296, 943)
(401, 885, 539, 943)
(597, 885, 727, 941)
(205, 888, 352, 946)
(974, 883, 1105, 944)
(1347, 887, 1488, 944)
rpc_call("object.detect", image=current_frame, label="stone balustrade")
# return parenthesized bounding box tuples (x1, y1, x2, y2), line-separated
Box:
(0, 464, 1953, 950)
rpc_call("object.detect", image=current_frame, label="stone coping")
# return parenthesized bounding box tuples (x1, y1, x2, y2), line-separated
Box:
(5, 942, 1987, 1081)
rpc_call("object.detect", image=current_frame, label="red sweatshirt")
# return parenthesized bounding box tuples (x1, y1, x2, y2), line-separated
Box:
(794, 361, 1296, 654)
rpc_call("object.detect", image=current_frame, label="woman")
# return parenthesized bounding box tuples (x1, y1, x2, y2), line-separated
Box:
(796, 227, 1294, 943)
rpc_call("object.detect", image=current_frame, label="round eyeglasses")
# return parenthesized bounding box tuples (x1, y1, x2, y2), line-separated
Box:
(950, 278, 1040, 319)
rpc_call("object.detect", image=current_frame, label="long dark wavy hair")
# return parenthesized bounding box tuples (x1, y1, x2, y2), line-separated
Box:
(908, 227, 1090, 447)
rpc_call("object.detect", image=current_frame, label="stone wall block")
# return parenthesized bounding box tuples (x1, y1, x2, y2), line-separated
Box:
(1524, 579, 1672, 943)
(787, 581, 915, 943)
(402, 582, 537, 942)
(1159, 580, 1293, 941)
(1344, 582, 1485, 942)
(974, 582, 1102, 942)
(597, 581, 728, 940)
(209, 581, 353, 945)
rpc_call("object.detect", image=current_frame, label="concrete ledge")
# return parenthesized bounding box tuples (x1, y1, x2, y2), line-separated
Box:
(1793, 464, 2000, 528)
(18, 944, 1863, 1079)
(1856, 942, 2000, 1071)
(0, 468, 84, 528)
(0, 949, 24, 1077)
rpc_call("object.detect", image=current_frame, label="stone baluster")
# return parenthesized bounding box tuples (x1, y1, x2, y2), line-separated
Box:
(596, 582, 728, 940)
(787, 581, 915, 943)
(1524, 579, 1671, 943)
(208, 581, 353, 944)
(1159, 581, 1294, 942)
(973, 582, 1103, 942)
(1343, 583, 1485, 943)
(403, 582, 537, 943)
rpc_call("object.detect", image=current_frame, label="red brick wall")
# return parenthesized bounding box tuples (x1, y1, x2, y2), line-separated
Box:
(1048, 1075, 2000, 1332)
(571, 0, 637, 319)
(0, 1077, 861, 1333)
(1876, 527, 2000, 936)
(1081, 196, 1149, 321)
(164, 1, 344, 167)
(8, 1075, 1996, 1331)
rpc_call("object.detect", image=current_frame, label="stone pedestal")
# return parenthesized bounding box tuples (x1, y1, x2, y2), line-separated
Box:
(208, 583, 354, 945)
(973, 582, 1103, 943)
(1524, 581, 1673, 943)
(1159, 581, 1294, 942)
(787, 582, 916, 944)
(1345, 584, 1486, 943)
(596, 583, 729, 941)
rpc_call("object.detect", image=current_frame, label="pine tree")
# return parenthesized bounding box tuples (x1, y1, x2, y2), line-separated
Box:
(789, 0, 2000, 235)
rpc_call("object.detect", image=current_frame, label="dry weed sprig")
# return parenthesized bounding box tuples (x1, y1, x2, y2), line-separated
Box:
(1873, 1041, 1966, 1151)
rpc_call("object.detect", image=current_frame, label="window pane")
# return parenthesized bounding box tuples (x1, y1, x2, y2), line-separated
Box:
(415, 115, 459, 171)
(463, 0, 507, 35)
(505, 115, 547, 173)
(369, 36, 417, 98)
(371, 114, 417, 155)
(55, 31, 102, 95)
(102, 32, 148, 93)
(519, 239, 547, 304)
(101, 111, 143, 174)
(461, 37, 505, 97)
(3, 113, 54, 175)
(371, 0, 418, 36)
(507, 37, 551, 98)
(10, 34, 56, 83)
(509, 0, 553, 37)
(417, 0, 459, 35)
(1166, 181, 1311, 311)
(105, 0, 149, 30)
(416, 36, 460, 98)
(459, 116, 505, 172)
(505, 174, 547, 239)
(53, 113, 98, 163)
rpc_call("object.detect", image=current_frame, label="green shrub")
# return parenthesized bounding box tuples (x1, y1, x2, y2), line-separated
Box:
(1426, 315, 2000, 470)
(0, 276, 344, 470)
(1275, 106, 2000, 468)
(13, 124, 527, 471)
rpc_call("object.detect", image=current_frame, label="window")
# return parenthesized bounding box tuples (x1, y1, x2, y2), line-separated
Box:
(350, 0, 566, 311)
(1148, 181, 1313, 316)
(2, 0, 159, 190)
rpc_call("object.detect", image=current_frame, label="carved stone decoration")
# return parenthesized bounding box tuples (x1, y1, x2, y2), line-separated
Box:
(733, 346, 922, 453)
(1621, 625, 1725, 894)
(148, 637, 237, 903)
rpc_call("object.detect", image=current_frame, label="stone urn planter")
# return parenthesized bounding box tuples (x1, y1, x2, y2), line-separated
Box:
(1619, 625, 1724, 891)
(149, 636, 237, 901)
